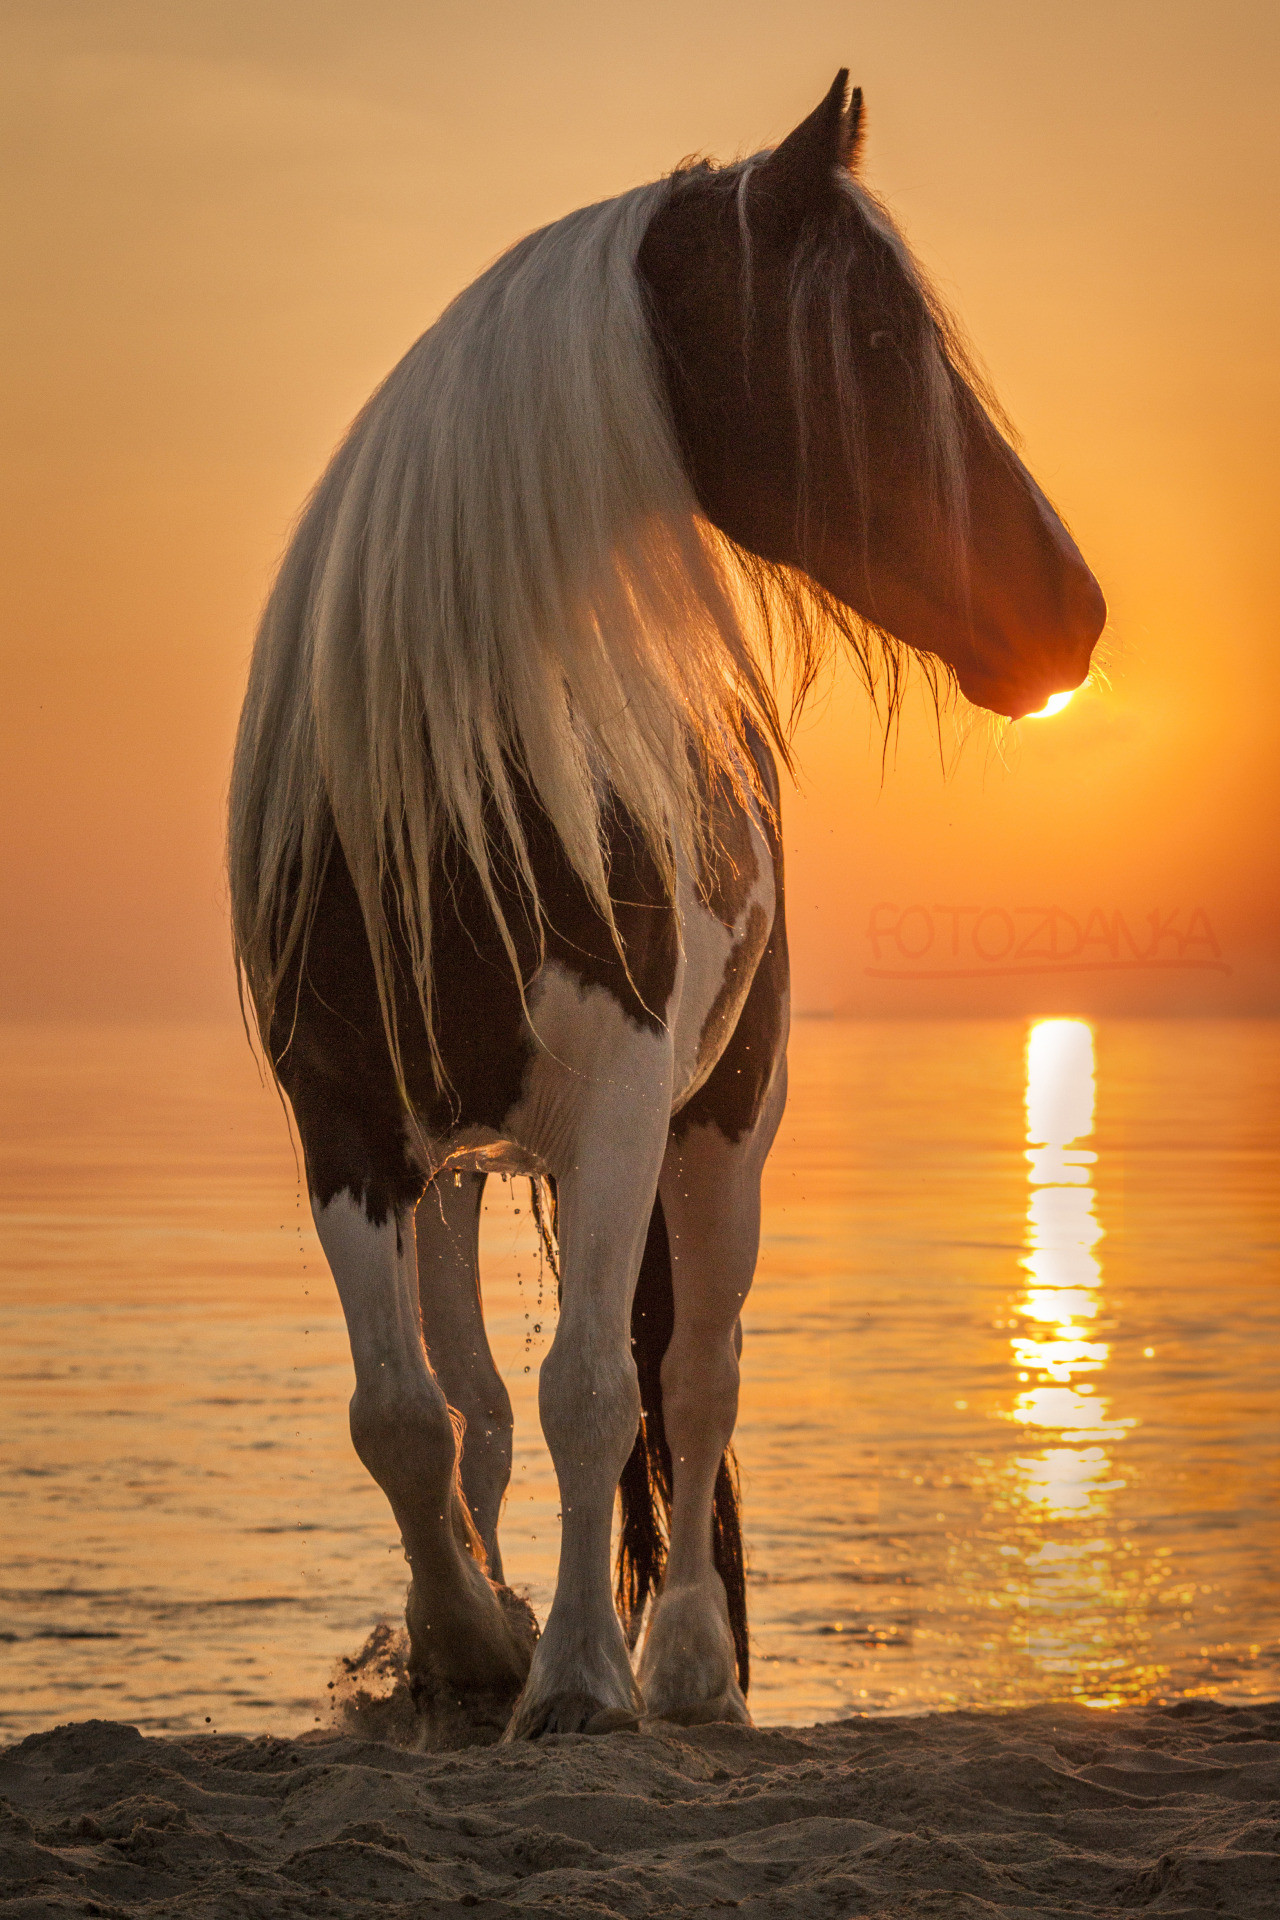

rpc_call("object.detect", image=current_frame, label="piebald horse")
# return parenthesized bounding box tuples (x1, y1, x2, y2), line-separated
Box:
(229, 73, 1104, 1739)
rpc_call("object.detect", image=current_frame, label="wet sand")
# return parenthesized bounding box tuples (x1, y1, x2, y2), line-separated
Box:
(2, 1701, 1277, 1917)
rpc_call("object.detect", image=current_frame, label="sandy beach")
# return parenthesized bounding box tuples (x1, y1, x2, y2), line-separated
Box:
(2, 1699, 1277, 1917)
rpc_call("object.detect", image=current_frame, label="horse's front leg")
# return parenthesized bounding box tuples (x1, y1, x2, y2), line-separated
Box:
(310, 1190, 534, 1708)
(503, 982, 673, 1739)
(638, 1055, 788, 1725)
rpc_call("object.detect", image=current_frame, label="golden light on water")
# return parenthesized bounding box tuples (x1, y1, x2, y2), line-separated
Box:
(1017, 1446, 1124, 1516)
(1025, 688, 1079, 719)
(1012, 1019, 1124, 1454)
(995, 1017, 1153, 1701)
(3, 1020, 1274, 1732)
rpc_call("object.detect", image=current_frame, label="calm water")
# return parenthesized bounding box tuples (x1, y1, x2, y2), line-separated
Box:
(1, 1018, 1276, 1735)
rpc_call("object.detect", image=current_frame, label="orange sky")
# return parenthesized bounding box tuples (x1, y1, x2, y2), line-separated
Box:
(2, 0, 1277, 1021)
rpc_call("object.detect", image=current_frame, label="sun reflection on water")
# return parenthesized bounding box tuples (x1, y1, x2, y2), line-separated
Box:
(997, 1017, 1154, 1703)
(1013, 1020, 1125, 1451)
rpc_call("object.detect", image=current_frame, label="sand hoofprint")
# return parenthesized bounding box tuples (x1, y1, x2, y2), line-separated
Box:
(2, 1701, 1278, 1918)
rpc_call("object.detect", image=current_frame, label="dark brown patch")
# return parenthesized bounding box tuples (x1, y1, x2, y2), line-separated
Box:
(272, 787, 680, 1225)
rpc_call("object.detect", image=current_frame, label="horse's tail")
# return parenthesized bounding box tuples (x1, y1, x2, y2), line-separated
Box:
(615, 1194, 750, 1694)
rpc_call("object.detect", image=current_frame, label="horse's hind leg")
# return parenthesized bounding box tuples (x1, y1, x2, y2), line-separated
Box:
(638, 1061, 787, 1725)
(309, 1188, 533, 1705)
(415, 1172, 513, 1580)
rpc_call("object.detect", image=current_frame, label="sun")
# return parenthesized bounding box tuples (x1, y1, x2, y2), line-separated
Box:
(1025, 688, 1079, 720)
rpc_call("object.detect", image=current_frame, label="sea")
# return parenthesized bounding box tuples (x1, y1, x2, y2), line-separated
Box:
(1, 1017, 1276, 1736)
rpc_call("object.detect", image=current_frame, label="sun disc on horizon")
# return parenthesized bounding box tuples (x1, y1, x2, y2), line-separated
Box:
(1026, 688, 1080, 720)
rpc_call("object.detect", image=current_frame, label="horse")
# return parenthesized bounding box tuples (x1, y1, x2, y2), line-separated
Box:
(227, 71, 1105, 1740)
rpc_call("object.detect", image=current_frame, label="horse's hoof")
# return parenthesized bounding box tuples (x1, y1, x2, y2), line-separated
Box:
(405, 1574, 537, 1698)
(502, 1690, 638, 1740)
(644, 1692, 752, 1728)
(408, 1674, 524, 1749)
(584, 1705, 640, 1735)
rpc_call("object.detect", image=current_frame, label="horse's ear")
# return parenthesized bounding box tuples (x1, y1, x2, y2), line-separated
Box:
(756, 71, 864, 225)
(843, 85, 866, 173)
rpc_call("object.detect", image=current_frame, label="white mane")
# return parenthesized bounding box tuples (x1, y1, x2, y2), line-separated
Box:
(228, 154, 985, 1085)
(228, 177, 783, 1078)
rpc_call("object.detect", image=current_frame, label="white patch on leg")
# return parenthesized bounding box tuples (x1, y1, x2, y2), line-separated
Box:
(499, 966, 674, 1735)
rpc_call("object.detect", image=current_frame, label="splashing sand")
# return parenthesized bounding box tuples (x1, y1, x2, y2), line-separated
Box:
(331, 1598, 540, 1751)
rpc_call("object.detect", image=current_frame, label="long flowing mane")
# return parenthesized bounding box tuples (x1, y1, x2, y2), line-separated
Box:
(228, 162, 976, 1082)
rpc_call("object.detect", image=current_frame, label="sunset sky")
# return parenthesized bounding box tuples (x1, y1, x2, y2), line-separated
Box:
(3, 0, 1277, 1022)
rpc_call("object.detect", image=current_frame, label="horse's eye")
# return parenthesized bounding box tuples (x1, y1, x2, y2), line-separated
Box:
(868, 330, 890, 349)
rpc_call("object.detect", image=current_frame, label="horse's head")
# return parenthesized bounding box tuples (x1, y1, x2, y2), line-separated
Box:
(638, 73, 1106, 721)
